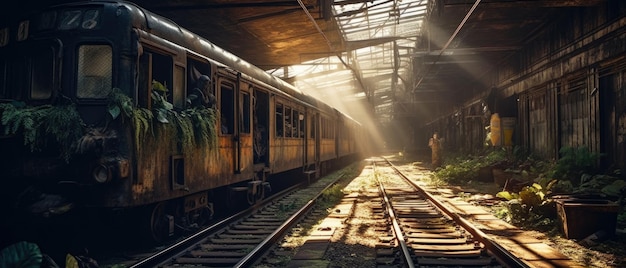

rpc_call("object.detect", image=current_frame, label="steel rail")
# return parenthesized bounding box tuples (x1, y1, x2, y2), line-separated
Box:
(383, 158, 531, 268)
(129, 183, 303, 268)
(374, 163, 416, 268)
(234, 173, 346, 267)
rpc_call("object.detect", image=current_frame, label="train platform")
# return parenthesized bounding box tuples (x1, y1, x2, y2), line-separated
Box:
(286, 156, 586, 268)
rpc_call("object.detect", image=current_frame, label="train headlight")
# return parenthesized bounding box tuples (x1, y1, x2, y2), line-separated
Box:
(92, 164, 112, 183)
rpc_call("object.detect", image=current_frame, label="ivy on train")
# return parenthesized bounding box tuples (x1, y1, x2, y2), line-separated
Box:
(107, 81, 219, 154)
(0, 82, 218, 162)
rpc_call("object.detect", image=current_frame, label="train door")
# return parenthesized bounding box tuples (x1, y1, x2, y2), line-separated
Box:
(237, 79, 253, 174)
(217, 74, 236, 175)
(253, 89, 269, 166)
(315, 113, 320, 166)
(306, 110, 319, 170)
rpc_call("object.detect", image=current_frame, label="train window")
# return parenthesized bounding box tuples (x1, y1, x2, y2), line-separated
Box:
(30, 47, 54, 100)
(220, 82, 234, 134)
(186, 58, 212, 107)
(292, 110, 299, 138)
(3, 56, 27, 100)
(309, 114, 315, 138)
(275, 103, 283, 137)
(321, 117, 325, 138)
(138, 49, 173, 107)
(327, 118, 331, 139)
(0, 60, 5, 98)
(0, 28, 8, 47)
(291, 110, 300, 138)
(173, 65, 185, 109)
(321, 116, 334, 139)
(77, 45, 112, 99)
(241, 91, 250, 134)
(299, 112, 305, 139)
(285, 106, 292, 137)
(187, 59, 211, 82)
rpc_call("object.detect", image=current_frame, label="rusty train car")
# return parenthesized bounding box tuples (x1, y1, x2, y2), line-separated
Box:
(0, 0, 363, 242)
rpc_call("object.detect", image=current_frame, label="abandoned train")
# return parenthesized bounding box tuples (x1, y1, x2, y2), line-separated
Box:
(0, 0, 363, 242)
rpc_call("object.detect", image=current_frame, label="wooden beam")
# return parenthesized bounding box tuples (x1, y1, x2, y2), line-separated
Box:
(444, 0, 605, 8)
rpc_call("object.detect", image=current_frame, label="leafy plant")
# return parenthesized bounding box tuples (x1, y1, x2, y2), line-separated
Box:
(0, 101, 84, 161)
(496, 180, 558, 229)
(434, 147, 511, 182)
(108, 89, 153, 153)
(550, 146, 600, 184)
(185, 107, 218, 150)
(151, 80, 173, 124)
(107, 85, 218, 154)
(575, 173, 626, 200)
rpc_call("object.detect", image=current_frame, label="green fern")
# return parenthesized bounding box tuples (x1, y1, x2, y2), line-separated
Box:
(107, 85, 219, 155)
(45, 104, 84, 160)
(172, 112, 195, 153)
(108, 88, 155, 154)
(0, 102, 84, 161)
(131, 107, 154, 154)
(185, 107, 218, 150)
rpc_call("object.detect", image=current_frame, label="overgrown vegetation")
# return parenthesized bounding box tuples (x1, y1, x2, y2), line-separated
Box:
(432, 145, 626, 232)
(495, 179, 558, 231)
(433, 147, 513, 183)
(0, 82, 219, 163)
(107, 82, 218, 154)
(0, 101, 84, 161)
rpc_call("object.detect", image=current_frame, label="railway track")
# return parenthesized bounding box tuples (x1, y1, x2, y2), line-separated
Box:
(97, 157, 574, 267)
(371, 157, 528, 267)
(121, 169, 348, 268)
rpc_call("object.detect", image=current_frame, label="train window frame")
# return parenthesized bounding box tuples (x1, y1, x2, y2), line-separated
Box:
(76, 44, 112, 99)
(219, 80, 234, 135)
(30, 46, 55, 100)
(137, 47, 174, 109)
(186, 56, 213, 108)
(173, 64, 185, 109)
(275, 102, 283, 138)
(309, 114, 315, 139)
(240, 91, 251, 134)
(284, 106, 292, 138)
(0, 59, 5, 98)
(321, 117, 326, 139)
(299, 111, 305, 139)
(292, 110, 299, 138)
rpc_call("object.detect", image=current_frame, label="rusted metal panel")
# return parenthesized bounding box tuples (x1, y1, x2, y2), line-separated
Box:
(239, 134, 254, 176)
(269, 138, 305, 173)
(306, 138, 316, 165)
(320, 139, 336, 162)
(123, 118, 257, 208)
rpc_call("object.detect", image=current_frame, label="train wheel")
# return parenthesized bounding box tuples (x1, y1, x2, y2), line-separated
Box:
(246, 184, 265, 205)
(187, 206, 213, 228)
(148, 202, 169, 243)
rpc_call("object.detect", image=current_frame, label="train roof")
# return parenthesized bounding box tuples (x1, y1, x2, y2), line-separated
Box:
(43, 0, 355, 121)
